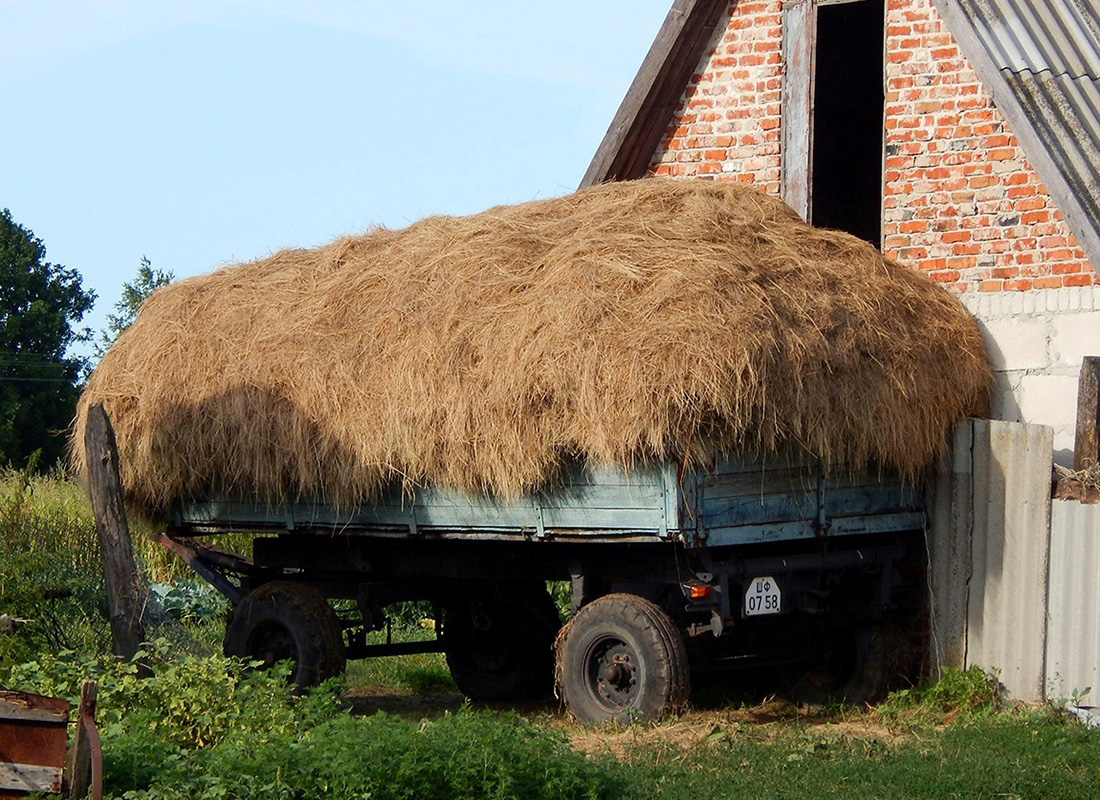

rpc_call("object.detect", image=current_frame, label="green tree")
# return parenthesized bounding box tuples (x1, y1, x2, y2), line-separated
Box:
(95, 256, 174, 356)
(0, 208, 95, 468)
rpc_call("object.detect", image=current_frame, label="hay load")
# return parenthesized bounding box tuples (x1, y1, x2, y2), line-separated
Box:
(73, 178, 990, 518)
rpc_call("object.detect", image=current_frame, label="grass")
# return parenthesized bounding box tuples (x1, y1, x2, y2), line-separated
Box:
(608, 706, 1100, 799)
(4, 470, 1100, 799)
(345, 623, 456, 696)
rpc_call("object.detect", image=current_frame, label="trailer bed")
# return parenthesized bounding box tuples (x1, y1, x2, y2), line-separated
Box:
(171, 456, 924, 546)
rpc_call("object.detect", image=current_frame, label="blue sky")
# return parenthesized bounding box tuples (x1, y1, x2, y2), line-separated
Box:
(1, 1, 670, 359)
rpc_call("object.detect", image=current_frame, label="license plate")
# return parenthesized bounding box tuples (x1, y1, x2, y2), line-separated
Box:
(743, 575, 781, 616)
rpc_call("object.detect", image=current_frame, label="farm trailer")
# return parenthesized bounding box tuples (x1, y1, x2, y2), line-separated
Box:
(158, 454, 927, 723)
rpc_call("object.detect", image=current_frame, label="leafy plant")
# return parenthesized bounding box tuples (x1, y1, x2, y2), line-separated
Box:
(878, 665, 1002, 720)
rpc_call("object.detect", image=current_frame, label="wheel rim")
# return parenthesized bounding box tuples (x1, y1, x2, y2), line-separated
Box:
(248, 621, 297, 669)
(584, 636, 641, 712)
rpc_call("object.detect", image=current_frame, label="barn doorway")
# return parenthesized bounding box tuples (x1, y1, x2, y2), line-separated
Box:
(810, 0, 885, 246)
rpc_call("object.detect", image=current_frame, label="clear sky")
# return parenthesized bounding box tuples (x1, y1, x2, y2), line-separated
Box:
(1, 0, 671, 360)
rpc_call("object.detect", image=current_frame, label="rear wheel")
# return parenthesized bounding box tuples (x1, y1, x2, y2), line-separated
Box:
(443, 581, 561, 702)
(556, 593, 690, 724)
(789, 623, 905, 705)
(224, 581, 346, 689)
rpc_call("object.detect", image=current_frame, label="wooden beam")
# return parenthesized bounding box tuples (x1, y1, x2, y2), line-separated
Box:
(65, 681, 102, 800)
(580, 0, 730, 188)
(1075, 356, 1099, 472)
(84, 403, 148, 665)
(781, 0, 815, 220)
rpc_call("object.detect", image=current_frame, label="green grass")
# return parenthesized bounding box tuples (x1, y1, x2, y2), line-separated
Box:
(345, 622, 456, 695)
(4, 471, 1100, 799)
(614, 708, 1100, 799)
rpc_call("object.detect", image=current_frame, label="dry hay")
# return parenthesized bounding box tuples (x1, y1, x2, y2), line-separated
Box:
(73, 178, 990, 517)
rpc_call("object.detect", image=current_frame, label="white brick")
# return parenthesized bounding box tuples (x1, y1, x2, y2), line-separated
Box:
(1049, 311, 1100, 368)
(978, 317, 1050, 371)
(1015, 374, 1080, 431)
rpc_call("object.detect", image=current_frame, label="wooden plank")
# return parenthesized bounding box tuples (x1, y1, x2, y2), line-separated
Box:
(781, 0, 815, 220)
(704, 519, 816, 546)
(701, 467, 816, 498)
(1074, 356, 1099, 471)
(84, 404, 148, 664)
(700, 492, 818, 527)
(0, 763, 63, 794)
(65, 681, 100, 800)
(579, 0, 729, 187)
(0, 703, 66, 724)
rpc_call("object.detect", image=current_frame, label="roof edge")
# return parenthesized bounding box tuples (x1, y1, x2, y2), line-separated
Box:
(579, 0, 729, 189)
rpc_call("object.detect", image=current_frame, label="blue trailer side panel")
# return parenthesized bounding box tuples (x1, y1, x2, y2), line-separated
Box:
(173, 457, 923, 544)
(693, 457, 924, 547)
(175, 461, 678, 540)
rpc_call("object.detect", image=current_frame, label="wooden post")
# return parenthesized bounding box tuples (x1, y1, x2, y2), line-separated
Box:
(83, 403, 148, 664)
(64, 681, 101, 800)
(1075, 356, 1099, 472)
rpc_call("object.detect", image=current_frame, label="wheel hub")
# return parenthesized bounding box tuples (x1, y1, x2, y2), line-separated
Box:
(591, 642, 639, 708)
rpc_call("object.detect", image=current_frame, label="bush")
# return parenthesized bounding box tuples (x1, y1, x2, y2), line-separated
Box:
(878, 665, 1002, 721)
(9, 641, 621, 800)
(0, 466, 110, 661)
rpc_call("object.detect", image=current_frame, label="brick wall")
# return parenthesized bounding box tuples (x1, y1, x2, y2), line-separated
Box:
(882, 0, 1097, 293)
(648, 0, 1097, 294)
(646, 0, 1098, 459)
(650, 1, 783, 191)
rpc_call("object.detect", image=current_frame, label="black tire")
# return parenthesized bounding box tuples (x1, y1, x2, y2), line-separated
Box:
(789, 623, 904, 706)
(555, 593, 690, 724)
(224, 581, 346, 689)
(443, 581, 561, 702)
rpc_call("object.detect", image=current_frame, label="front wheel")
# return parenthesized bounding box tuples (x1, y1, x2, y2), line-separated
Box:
(224, 581, 346, 689)
(555, 593, 690, 724)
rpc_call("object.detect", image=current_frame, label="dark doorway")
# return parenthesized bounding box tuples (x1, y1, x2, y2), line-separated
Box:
(811, 0, 885, 245)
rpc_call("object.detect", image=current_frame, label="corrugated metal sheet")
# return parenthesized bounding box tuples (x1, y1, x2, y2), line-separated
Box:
(927, 420, 976, 669)
(965, 0, 1100, 77)
(1045, 500, 1100, 702)
(940, 0, 1100, 268)
(965, 420, 1053, 702)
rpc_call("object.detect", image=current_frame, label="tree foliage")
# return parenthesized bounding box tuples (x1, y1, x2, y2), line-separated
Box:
(0, 209, 95, 468)
(95, 256, 174, 356)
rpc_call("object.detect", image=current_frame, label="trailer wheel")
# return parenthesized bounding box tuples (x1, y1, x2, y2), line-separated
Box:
(555, 593, 689, 724)
(790, 623, 903, 706)
(224, 581, 346, 689)
(443, 581, 560, 702)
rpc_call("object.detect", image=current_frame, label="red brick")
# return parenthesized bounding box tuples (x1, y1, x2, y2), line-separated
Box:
(1065, 273, 1098, 287)
(1032, 276, 1062, 289)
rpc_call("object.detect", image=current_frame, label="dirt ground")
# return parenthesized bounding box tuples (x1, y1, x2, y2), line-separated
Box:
(342, 683, 910, 759)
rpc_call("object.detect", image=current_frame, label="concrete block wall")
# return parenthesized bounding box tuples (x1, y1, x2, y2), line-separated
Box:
(960, 285, 1100, 464)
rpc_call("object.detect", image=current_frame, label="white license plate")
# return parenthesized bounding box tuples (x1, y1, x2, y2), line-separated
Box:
(743, 575, 782, 617)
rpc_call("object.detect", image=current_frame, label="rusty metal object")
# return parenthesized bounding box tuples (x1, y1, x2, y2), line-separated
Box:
(0, 689, 70, 798)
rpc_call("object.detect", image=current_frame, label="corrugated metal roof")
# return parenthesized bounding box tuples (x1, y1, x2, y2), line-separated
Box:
(966, 0, 1100, 77)
(943, 0, 1100, 270)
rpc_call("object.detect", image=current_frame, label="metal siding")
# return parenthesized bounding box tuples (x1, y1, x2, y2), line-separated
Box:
(927, 420, 976, 669)
(1045, 500, 1100, 702)
(965, 419, 1053, 702)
